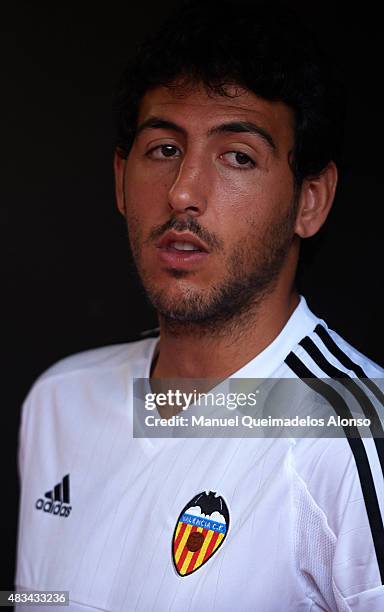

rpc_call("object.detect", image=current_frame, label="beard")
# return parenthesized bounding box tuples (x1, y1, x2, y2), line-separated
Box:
(126, 203, 298, 336)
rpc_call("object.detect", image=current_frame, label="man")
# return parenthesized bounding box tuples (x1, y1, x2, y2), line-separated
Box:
(15, 1, 384, 610)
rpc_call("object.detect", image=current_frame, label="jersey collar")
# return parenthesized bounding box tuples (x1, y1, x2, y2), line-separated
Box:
(230, 295, 321, 379)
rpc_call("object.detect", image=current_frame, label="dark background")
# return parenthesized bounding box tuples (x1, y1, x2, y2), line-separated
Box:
(1, 0, 383, 589)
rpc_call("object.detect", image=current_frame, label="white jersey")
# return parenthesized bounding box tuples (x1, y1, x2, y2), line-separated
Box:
(15, 296, 384, 611)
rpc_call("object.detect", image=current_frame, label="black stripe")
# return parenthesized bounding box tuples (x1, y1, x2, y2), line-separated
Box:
(54, 482, 61, 502)
(62, 474, 70, 504)
(285, 352, 384, 583)
(299, 335, 384, 479)
(315, 324, 384, 406)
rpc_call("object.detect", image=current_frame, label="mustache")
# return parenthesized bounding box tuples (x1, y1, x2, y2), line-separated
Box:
(146, 216, 224, 251)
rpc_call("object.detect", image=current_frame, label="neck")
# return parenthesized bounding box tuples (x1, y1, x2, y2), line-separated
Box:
(151, 287, 300, 379)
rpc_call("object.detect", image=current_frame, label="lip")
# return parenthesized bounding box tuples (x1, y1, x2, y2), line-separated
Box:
(156, 231, 209, 253)
(155, 231, 210, 269)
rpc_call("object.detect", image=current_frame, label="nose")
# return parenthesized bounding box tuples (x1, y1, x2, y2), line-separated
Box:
(167, 153, 208, 216)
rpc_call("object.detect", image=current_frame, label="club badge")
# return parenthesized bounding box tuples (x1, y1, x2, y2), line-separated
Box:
(172, 491, 230, 576)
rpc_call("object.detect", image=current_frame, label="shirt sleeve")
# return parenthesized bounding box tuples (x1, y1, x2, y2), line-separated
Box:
(331, 436, 384, 609)
(294, 436, 384, 611)
(14, 383, 41, 593)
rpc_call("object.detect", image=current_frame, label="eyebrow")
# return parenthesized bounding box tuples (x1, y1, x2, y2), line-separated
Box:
(207, 121, 276, 153)
(136, 116, 277, 153)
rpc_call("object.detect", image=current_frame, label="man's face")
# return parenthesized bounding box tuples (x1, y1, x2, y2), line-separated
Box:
(116, 82, 299, 327)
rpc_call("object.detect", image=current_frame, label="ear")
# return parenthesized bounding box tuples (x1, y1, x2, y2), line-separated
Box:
(294, 161, 338, 238)
(114, 150, 127, 216)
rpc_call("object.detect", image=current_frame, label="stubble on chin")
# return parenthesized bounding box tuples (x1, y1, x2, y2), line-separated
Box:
(134, 214, 296, 337)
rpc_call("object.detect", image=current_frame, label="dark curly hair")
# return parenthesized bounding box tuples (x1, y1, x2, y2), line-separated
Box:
(115, 0, 345, 190)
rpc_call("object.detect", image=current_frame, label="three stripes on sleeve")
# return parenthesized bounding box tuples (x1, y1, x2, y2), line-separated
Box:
(285, 324, 384, 583)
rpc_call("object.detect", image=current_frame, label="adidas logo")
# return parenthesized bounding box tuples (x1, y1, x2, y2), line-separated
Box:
(35, 474, 72, 518)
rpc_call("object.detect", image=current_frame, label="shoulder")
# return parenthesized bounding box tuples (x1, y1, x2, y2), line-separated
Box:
(18, 334, 159, 463)
(38, 337, 157, 383)
(284, 305, 384, 379)
(287, 306, 384, 532)
(286, 303, 384, 598)
(311, 323, 384, 377)
(21, 333, 159, 411)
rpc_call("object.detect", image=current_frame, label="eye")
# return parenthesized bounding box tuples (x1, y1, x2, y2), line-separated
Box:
(146, 144, 181, 160)
(221, 151, 256, 169)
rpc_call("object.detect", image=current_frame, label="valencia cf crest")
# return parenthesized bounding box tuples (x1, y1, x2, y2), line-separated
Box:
(172, 491, 230, 576)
